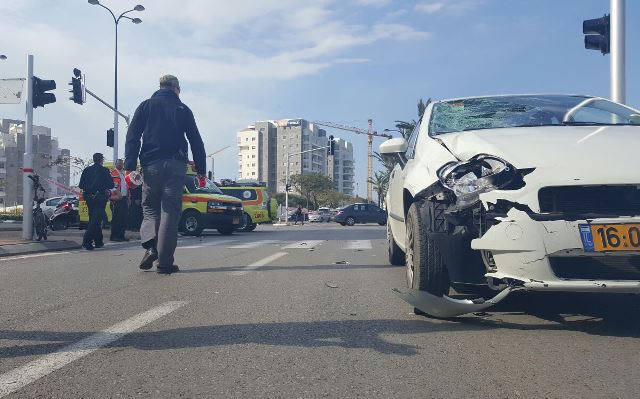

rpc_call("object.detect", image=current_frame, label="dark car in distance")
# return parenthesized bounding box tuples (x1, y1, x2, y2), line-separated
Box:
(334, 203, 387, 226)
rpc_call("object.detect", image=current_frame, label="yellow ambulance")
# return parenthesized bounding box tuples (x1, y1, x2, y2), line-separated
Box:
(217, 181, 277, 232)
(79, 162, 243, 236)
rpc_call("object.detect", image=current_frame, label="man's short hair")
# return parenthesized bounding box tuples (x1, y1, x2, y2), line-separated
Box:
(93, 153, 104, 163)
(159, 74, 180, 89)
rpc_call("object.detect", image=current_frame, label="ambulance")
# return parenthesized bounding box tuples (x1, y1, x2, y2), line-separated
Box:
(79, 162, 243, 236)
(217, 180, 277, 232)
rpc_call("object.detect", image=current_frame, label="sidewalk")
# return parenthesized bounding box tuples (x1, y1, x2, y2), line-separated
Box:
(0, 228, 141, 258)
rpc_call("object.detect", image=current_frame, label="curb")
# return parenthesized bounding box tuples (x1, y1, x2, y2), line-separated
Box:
(0, 240, 82, 258)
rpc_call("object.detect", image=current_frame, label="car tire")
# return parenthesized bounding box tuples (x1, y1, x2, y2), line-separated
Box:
(237, 212, 252, 232)
(405, 200, 449, 298)
(388, 222, 405, 266)
(217, 227, 235, 235)
(180, 210, 204, 236)
(51, 218, 68, 231)
(246, 223, 257, 232)
(345, 216, 356, 226)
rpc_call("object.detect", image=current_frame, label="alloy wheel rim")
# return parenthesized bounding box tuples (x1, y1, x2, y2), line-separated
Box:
(406, 216, 414, 287)
(185, 217, 197, 232)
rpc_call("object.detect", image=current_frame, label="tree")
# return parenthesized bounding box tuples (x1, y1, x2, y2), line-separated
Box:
(368, 170, 389, 207)
(289, 173, 335, 210)
(274, 192, 305, 208)
(393, 98, 432, 139)
(317, 190, 351, 208)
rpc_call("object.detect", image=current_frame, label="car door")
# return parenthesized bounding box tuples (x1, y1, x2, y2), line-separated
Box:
(387, 120, 422, 248)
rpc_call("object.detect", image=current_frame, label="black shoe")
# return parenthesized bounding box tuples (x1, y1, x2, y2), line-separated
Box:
(94, 242, 104, 249)
(157, 265, 180, 274)
(139, 248, 158, 270)
(82, 243, 94, 251)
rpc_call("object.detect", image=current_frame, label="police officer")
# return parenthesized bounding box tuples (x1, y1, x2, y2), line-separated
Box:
(78, 153, 114, 250)
(124, 74, 207, 274)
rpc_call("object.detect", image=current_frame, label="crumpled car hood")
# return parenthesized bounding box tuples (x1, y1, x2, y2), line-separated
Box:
(436, 125, 640, 170)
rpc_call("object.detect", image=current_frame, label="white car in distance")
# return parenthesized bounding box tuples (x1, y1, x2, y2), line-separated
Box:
(382, 94, 640, 318)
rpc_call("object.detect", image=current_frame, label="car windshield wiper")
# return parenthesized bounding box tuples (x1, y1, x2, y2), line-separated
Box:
(561, 121, 639, 126)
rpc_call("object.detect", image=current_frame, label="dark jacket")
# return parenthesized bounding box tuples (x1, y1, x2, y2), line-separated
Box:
(78, 163, 114, 198)
(124, 88, 207, 174)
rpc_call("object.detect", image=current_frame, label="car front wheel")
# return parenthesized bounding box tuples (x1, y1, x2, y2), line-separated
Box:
(405, 200, 449, 298)
(345, 216, 356, 226)
(180, 211, 204, 236)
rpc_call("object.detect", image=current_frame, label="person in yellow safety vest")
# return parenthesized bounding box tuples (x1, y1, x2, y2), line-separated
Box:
(109, 159, 130, 242)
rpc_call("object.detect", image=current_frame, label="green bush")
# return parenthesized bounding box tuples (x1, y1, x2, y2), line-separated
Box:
(0, 214, 23, 221)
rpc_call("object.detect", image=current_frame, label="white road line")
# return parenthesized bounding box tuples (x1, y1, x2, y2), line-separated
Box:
(281, 240, 323, 249)
(343, 240, 372, 250)
(0, 251, 73, 262)
(0, 301, 186, 398)
(179, 239, 237, 250)
(229, 240, 280, 249)
(229, 252, 288, 276)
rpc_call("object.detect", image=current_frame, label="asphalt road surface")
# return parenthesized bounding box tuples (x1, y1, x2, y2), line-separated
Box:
(1, 223, 638, 398)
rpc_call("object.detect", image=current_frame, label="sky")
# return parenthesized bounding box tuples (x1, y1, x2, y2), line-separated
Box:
(1, 0, 638, 194)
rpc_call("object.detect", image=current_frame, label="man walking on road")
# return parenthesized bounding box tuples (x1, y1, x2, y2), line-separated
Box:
(78, 153, 113, 250)
(125, 74, 207, 274)
(109, 159, 130, 242)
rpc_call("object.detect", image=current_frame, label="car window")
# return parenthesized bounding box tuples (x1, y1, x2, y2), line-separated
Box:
(46, 198, 60, 206)
(184, 176, 223, 194)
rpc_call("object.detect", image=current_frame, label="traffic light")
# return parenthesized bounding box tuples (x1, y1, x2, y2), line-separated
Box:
(327, 135, 335, 156)
(285, 184, 291, 192)
(69, 68, 84, 105)
(583, 14, 610, 54)
(107, 128, 114, 148)
(32, 76, 56, 108)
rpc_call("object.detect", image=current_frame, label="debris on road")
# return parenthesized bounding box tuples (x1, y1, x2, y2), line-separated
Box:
(334, 260, 350, 265)
(325, 282, 339, 288)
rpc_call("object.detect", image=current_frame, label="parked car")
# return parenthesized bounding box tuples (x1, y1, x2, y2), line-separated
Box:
(382, 94, 640, 318)
(334, 203, 387, 226)
(288, 211, 308, 222)
(309, 207, 332, 222)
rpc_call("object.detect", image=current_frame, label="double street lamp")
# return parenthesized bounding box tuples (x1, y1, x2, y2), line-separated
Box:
(88, 0, 144, 162)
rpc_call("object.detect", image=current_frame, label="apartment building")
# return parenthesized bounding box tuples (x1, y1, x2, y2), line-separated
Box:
(237, 118, 355, 195)
(0, 119, 71, 206)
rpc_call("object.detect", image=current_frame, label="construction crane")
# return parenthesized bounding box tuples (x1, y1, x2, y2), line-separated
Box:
(312, 119, 392, 202)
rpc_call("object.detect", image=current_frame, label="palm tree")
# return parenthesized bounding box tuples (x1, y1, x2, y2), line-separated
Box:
(394, 98, 432, 139)
(369, 170, 389, 207)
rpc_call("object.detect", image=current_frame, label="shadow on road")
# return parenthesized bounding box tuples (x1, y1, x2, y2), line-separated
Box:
(1, 293, 638, 360)
(176, 263, 396, 274)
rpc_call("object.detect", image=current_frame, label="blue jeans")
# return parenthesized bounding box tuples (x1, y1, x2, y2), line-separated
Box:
(140, 159, 186, 268)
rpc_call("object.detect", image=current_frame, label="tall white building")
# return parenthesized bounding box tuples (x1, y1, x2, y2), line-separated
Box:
(0, 119, 71, 206)
(236, 118, 355, 195)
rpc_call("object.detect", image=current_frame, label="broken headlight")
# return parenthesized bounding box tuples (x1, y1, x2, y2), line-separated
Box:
(437, 155, 516, 207)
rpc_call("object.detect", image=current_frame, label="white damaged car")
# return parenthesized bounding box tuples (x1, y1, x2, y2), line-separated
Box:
(382, 94, 640, 317)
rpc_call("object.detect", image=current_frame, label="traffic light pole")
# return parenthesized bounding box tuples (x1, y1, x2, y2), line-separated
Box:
(610, 0, 625, 104)
(84, 87, 130, 125)
(21, 55, 34, 240)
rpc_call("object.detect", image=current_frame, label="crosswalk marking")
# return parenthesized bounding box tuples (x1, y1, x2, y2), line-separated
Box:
(179, 239, 237, 249)
(343, 240, 372, 250)
(229, 252, 288, 276)
(281, 240, 324, 249)
(228, 240, 280, 249)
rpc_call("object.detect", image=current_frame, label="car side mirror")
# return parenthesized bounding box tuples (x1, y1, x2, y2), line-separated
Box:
(629, 114, 640, 125)
(379, 138, 408, 166)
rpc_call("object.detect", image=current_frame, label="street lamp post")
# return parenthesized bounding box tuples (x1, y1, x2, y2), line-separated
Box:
(208, 145, 230, 182)
(88, 0, 144, 162)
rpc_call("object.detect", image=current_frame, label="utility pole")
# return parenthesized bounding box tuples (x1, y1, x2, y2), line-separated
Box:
(367, 119, 373, 203)
(21, 55, 34, 240)
(610, 0, 625, 104)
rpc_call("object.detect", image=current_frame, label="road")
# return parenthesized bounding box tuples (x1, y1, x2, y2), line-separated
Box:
(1, 223, 639, 398)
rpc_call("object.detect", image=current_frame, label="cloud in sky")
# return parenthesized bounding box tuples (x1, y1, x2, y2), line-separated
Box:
(0, 0, 427, 182)
(414, 0, 483, 15)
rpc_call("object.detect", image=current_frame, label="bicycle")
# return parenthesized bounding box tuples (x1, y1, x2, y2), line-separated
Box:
(27, 174, 48, 241)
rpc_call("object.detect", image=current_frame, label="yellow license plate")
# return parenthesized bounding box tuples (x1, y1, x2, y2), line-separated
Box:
(579, 223, 640, 252)
(232, 218, 240, 224)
